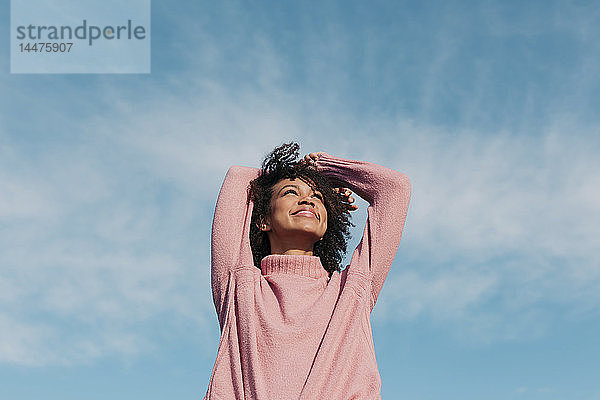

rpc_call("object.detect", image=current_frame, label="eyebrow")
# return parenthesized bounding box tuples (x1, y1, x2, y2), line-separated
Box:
(277, 184, 322, 197)
(277, 184, 300, 195)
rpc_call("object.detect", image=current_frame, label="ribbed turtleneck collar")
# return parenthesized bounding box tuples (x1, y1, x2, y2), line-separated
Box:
(260, 254, 328, 279)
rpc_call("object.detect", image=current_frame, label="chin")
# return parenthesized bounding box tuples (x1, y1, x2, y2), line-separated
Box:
(290, 227, 323, 243)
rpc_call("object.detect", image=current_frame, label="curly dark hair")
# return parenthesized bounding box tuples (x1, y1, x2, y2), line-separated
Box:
(249, 142, 352, 276)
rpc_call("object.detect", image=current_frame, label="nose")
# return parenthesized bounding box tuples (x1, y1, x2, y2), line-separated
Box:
(298, 195, 315, 207)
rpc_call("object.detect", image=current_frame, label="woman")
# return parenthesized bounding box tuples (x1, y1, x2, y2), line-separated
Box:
(204, 142, 411, 399)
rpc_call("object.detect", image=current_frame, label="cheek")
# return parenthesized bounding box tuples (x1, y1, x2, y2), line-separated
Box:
(269, 200, 290, 226)
(321, 208, 328, 229)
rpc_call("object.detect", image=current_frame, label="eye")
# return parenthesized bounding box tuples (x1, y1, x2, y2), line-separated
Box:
(313, 193, 324, 201)
(283, 189, 298, 196)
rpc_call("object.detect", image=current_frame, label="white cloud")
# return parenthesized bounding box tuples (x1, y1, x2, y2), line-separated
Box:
(84, 77, 600, 345)
(0, 134, 214, 366)
(375, 270, 498, 321)
(3, 70, 599, 365)
(362, 122, 600, 341)
(2, 3, 600, 365)
(0, 313, 57, 366)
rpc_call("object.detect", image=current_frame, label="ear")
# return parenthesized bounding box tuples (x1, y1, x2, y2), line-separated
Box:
(257, 217, 271, 232)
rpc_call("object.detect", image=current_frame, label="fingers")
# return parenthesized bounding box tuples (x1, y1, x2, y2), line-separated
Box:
(302, 152, 324, 167)
(300, 155, 358, 212)
(334, 188, 353, 199)
(346, 197, 358, 211)
(334, 187, 358, 212)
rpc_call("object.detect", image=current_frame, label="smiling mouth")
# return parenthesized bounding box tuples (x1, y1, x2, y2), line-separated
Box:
(293, 210, 319, 220)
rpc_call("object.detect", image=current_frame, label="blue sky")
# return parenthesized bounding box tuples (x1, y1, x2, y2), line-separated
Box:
(1, 0, 600, 399)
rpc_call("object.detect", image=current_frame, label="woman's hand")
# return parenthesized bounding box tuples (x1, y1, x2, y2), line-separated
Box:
(302, 152, 325, 168)
(334, 187, 359, 212)
(303, 152, 358, 212)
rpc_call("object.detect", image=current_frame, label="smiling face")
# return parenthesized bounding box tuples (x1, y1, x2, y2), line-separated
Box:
(262, 177, 328, 254)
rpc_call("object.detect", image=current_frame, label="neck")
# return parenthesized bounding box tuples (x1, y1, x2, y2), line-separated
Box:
(272, 249, 313, 256)
(273, 248, 314, 256)
(268, 235, 316, 256)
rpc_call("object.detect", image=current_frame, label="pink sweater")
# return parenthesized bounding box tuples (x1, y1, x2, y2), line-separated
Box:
(204, 153, 411, 400)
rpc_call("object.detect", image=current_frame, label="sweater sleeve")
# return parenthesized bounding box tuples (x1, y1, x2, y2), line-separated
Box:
(211, 166, 260, 325)
(316, 153, 411, 311)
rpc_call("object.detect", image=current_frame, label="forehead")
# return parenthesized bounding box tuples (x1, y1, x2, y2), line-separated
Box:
(273, 177, 319, 192)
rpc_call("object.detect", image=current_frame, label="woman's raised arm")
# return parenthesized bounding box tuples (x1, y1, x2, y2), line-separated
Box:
(315, 153, 411, 311)
(211, 166, 259, 324)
